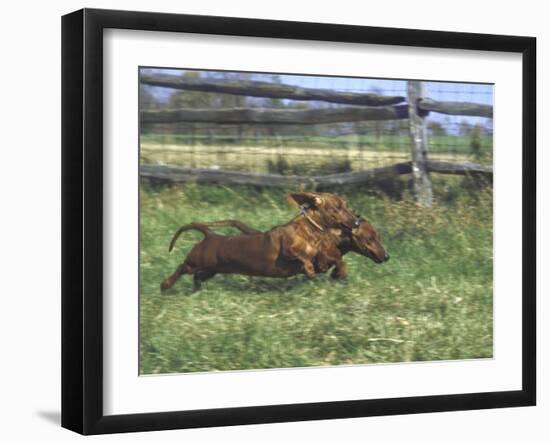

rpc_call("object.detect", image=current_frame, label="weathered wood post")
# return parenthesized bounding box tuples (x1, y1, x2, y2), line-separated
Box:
(407, 81, 433, 207)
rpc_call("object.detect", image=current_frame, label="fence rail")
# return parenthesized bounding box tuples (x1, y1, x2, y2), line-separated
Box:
(140, 161, 492, 189)
(141, 100, 491, 124)
(141, 105, 410, 125)
(418, 98, 493, 118)
(141, 74, 406, 106)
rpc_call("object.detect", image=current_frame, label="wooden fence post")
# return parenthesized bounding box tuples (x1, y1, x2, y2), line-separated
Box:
(407, 81, 433, 207)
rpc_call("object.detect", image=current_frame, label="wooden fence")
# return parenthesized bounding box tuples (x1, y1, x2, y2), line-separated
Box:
(140, 74, 493, 206)
(140, 161, 492, 189)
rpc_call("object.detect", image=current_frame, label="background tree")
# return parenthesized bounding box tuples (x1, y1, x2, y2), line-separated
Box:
(428, 121, 448, 137)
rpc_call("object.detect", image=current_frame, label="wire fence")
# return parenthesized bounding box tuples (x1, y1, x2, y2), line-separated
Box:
(139, 69, 493, 203)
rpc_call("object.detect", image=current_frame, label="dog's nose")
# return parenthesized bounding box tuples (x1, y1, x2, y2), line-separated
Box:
(384, 253, 390, 262)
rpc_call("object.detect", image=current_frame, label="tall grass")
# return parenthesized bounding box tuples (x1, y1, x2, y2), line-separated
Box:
(139, 181, 493, 374)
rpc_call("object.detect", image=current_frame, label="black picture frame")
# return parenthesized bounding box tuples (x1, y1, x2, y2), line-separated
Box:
(61, 8, 536, 435)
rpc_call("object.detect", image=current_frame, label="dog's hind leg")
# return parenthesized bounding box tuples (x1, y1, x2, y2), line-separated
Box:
(160, 263, 192, 291)
(192, 269, 217, 291)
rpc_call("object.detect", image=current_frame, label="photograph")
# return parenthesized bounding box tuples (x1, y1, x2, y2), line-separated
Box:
(56, 5, 538, 437)
(138, 67, 494, 375)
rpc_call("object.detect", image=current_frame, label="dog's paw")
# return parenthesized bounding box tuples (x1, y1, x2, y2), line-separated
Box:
(330, 270, 348, 280)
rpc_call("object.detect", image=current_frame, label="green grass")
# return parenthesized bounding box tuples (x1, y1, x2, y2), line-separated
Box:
(139, 182, 493, 374)
(141, 133, 493, 155)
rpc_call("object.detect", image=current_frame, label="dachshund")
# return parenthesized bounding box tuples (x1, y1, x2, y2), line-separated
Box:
(160, 192, 361, 291)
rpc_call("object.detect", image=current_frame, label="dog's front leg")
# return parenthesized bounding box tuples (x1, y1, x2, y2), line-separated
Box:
(330, 258, 348, 279)
(279, 235, 319, 279)
(316, 245, 342, 274)
(284, 245, 316, 278)
(301, 259, 316, 279)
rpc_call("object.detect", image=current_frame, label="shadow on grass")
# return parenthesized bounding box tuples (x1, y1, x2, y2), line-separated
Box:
(155, 272, 349, 296)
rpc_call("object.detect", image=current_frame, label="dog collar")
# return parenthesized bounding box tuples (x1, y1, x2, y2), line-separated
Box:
(300, 206, 325, 232)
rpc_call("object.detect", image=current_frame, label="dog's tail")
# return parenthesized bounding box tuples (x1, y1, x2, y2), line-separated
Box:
(168, 220, 262, 253)
(168, 223, 212, 253)
(199, 220, 262, 235)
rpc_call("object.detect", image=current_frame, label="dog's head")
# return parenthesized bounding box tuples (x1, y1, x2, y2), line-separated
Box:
(289, 192, 359, 231)
(350, 218, 389, 264)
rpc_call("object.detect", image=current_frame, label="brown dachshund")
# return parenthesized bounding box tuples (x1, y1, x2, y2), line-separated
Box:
(321, 218, 390, 278)
(160, 192, 360, 291)
(193, 216, 389, 280)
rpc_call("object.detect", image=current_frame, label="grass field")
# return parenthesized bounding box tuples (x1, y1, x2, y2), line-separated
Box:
(140, 133, 492, 174)
(141, 133, 493, 154)
(139, 181, 493, 374)
(140, 143, 475, 174)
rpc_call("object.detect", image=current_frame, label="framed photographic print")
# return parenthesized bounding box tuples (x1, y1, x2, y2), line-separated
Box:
(61, 8, 536, 435)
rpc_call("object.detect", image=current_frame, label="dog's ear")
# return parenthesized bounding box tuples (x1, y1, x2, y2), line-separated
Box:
(289, 192, 323, 208)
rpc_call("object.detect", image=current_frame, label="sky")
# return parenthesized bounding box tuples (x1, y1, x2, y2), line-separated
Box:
(141, 67, 493, 129)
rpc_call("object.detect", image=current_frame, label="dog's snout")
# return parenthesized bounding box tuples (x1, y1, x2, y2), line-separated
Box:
(384, 253, 390, 262)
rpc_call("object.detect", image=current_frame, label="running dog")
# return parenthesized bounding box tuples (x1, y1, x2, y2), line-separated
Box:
(160, 192, 361, 291)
